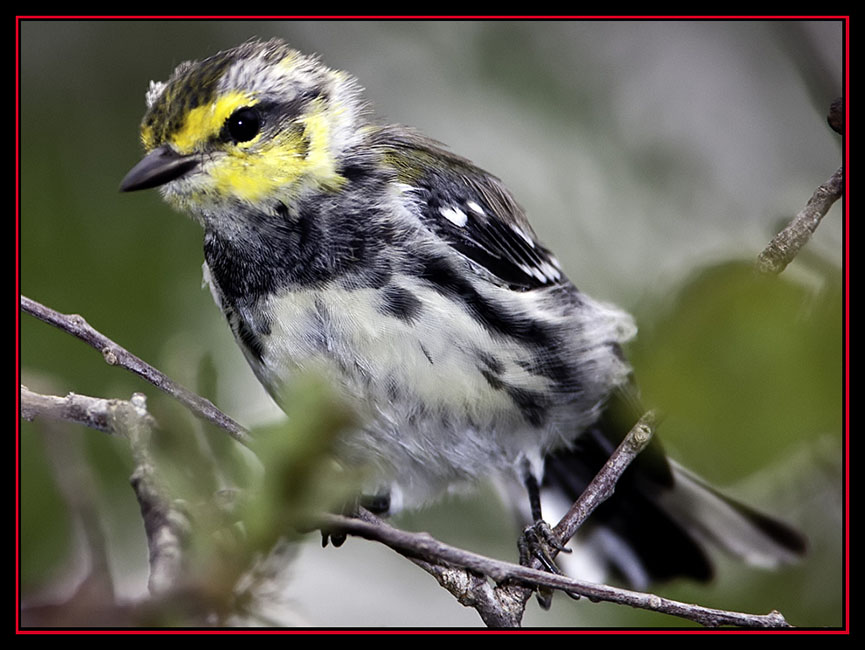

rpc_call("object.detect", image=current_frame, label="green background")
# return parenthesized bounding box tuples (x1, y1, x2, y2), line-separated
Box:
(19, 19, 845, 628)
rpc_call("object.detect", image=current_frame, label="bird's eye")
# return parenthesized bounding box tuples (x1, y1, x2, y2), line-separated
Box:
(224, 106, 261, 143)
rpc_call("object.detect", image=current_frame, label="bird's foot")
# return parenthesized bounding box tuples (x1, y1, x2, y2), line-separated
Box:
(517, 520, 575, 609)
(320, 492, 391, 548)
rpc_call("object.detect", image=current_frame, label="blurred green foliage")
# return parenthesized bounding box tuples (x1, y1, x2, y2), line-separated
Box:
(20, 428, 74, 591)
(630, 261, 842, 482)
(155, 375, 359, 623)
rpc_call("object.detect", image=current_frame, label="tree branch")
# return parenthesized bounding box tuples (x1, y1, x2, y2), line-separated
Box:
(756, 167, 844, 274)
(553, 410, 657, 545)
(21, 386, 191, 597)
(323, 411, 789, 628)
(21, 385, 122, 435)
(116, 393, 192, 596)
(20, 295, 255, 451)
(320, 511, 790, 628)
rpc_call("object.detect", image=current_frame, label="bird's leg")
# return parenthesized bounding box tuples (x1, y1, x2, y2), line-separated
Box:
(359, 492, 391, 515)
(519, 471, 572, 567)
(517, 469, 572, 609)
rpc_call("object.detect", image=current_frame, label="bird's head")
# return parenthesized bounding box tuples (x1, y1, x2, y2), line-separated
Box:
(120, 39, 366, 217)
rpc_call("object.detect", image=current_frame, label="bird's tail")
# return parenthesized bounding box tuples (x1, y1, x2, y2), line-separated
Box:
(540, 424, 806, 590)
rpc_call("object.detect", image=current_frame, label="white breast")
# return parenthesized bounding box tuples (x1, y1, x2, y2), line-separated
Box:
(205, 262, 634, 509)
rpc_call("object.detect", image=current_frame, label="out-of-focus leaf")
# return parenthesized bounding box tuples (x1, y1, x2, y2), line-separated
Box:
(240, 374, 360, 550)
(629, 260, 842, 482)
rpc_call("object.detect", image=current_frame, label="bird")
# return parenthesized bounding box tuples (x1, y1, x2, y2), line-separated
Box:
(120, 38, 805, 592)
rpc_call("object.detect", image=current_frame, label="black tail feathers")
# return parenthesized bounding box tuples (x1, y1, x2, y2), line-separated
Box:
(541, 418, 806, 589)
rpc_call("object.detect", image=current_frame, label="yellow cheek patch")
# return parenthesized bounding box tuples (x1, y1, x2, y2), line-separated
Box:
(170, 91, 258, 154)
(299, 107, 334, 174)
(208, 99, 345, 203)
(209, 131, 309, 202)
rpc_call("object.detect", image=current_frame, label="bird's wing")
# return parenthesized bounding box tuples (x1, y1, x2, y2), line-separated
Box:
(377, 127, 569, 291)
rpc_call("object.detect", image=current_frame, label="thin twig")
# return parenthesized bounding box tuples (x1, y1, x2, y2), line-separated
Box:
(553, 410, 657, 544)
(756, 167, 844, 274)
(20, 295, 255, 450)
(115, 393, 191, 596)
(21, 386, 121, 435)
(21, 386, 191, 596)
(320, 512, 790, 628)
(352, 507, 524, 627)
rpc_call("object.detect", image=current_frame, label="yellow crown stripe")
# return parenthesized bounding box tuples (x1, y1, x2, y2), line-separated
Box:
(170, 91, 258, 154)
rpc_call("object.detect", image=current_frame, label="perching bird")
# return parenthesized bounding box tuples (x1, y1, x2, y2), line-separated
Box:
(121, 38, 805, 591)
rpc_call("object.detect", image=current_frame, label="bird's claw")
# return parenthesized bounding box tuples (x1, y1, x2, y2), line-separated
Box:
(518, 520, 575, 609)
(321, 492, 391, 548)
(519, 520, 571, 568)
(320, 528, 347, 547)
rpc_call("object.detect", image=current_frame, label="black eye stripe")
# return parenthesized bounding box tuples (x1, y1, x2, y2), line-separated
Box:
(268, 89, 324, 123)
(217, 90, 325, 146)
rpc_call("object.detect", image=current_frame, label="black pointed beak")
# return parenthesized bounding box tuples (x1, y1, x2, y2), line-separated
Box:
(120, 145, 200, 192)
